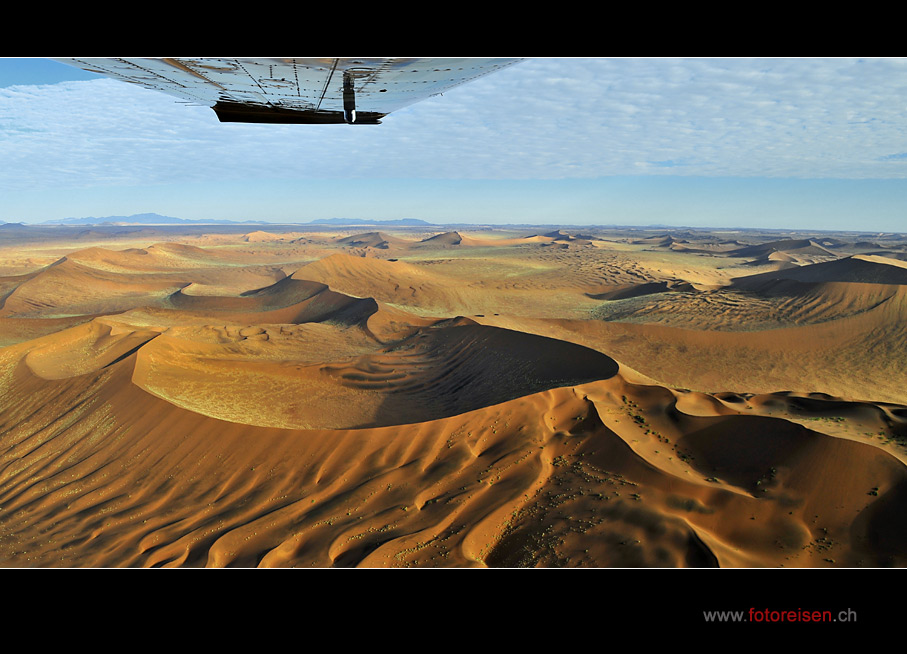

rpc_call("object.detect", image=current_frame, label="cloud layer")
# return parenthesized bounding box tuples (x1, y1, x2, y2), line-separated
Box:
(2, 57, 907, 192)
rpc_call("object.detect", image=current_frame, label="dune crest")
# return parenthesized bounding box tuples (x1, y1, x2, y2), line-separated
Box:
(129, 318, 620, 430)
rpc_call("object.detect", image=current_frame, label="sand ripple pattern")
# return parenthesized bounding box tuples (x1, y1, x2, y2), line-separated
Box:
(1, 351, 905, 568)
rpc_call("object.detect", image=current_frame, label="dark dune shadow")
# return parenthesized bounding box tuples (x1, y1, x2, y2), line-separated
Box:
(361, 320, 620, 428)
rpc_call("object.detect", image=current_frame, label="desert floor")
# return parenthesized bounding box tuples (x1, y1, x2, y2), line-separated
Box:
(1, 222, 905, 567)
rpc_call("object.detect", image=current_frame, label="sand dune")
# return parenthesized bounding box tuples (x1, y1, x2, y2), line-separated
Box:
(288, 252, 592, 317)
(290, 254, 461, 312)
(633, 234, 683, 247)
(479, 294, 907, 406)
(1, 225, 906, 568)
(740, 250, 801, 269)
(417, 231, 463, 246)
(730, 238, 838, 259)
(0, 244, 295, 319)
(128, 317, 620, 430)
(591, 278, 907, 332)
(0, 345, 903, 567)
(0, 315, 101, 348)
(241, 230, 309, 243)
(63, 243, 219, 271)
(171, 276, 341, 314)
(733, 253, 907, 286)
(22, 319, 161, 380)
(336, 232, 411, 250)
(0, 258, 185, 318)
(585, 280, 696, 301)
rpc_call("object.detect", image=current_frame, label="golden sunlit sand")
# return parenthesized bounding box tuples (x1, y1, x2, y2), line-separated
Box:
(1, 223, 905, 567)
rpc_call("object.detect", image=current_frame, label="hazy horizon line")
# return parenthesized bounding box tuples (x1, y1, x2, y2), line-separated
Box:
(3, 217, 905, 236)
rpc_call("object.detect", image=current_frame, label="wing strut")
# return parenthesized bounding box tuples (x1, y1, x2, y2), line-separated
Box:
(343, 71, 356, 124)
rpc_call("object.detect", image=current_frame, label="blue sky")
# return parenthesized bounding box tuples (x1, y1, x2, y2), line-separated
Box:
(1, 57, 906, 231)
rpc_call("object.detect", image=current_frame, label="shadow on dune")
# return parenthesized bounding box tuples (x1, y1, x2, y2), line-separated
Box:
(355, 319, 620, 428)
(853, 479, 907, 566)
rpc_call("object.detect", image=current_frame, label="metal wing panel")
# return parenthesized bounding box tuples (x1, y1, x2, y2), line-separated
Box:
(58, 57, 238, 106)
(55, 57, 523, 124)
(323, 58, 521, 113)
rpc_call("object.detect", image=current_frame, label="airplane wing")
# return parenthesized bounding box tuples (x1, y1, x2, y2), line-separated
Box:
(55, 57, 523, 125)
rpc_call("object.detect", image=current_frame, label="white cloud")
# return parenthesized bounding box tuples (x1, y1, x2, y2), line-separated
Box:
(2, 57, 907, 192)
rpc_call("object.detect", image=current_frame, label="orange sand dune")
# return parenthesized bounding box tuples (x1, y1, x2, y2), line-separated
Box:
(585, 281, 691, 301)
(435, 233, 580, 247)
(241, 230, 309, 243)
(475, 288, 907, 406)
(733, 253, 907, 286)
(1, 230, 906, 568)
(66, 242, 242, 271)
(748, 279, 906, 321)
(20, 319, 161, 380)
(127, 316, 620, 430)
(0, 258, 186, 318)
(291, 252, 603, 318)
(290, 253, 479, 315)
(335, 232, 411, 249)
(0, 315, 102, 347)
(666, 242, 741, 254)
(739, 250, 801, 270)
(294, 252, 435, 287)
(315, 320, 620, 427)
(0, 344, 903, 568)
(591, 277, 907, 331)
(730, 238, 838, 259)
(170, 286, 379, 329)
(416, 231, 464, 246)
(633, 234, 681, 247)
(0, 269, 43, 300)
(0, 246, 293, 318)
(171, 276, 339, 313)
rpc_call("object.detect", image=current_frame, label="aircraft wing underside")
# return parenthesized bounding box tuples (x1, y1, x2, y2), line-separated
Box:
(56, 57, 523, 125)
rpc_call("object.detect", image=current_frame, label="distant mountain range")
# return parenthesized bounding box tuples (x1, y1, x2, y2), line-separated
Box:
(41, 213, 271, 226)
(35, 214, 434, 226)
(8, 215, 901, 236)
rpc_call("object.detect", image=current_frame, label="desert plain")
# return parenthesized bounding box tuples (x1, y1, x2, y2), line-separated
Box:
(0, 221, 905, 568)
